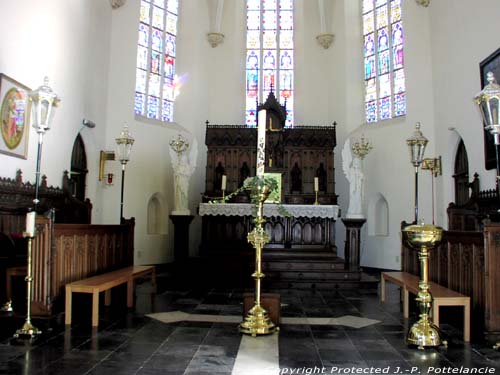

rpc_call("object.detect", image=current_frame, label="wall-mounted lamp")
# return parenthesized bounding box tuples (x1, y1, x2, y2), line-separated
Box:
(421, 156, 442, 225)
(99, 151, 115, 181)
(421, 156, 442, 177)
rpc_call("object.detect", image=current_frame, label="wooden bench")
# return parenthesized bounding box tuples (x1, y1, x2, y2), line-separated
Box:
(380, 271, 470, 342)
(65, 265, 156, 327)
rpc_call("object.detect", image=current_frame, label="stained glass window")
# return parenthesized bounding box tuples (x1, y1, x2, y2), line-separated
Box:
(246, 0, 294, 127)
(134, 0, 179, 122)
(363, 0, 405, 123)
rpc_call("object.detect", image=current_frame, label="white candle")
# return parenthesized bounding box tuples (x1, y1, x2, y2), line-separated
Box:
(314, 177, 319, 192)
(221, 175, 227, 190)
(26, 211, 36, 237)
(257, 109, 267, 176)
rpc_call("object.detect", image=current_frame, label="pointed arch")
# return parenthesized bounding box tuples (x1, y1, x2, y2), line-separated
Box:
(147, 192, 168, 234)
(368, 192, 389, 236)
(70, 133, 88, 201)
(453, 139, 469, 205)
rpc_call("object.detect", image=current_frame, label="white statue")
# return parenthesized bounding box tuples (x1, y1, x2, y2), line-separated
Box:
(169, 135, 197, 215)
(342, 139, 365, 219)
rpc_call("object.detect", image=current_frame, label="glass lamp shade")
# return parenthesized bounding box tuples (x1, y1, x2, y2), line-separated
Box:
(29, 77, 61, 134)
(406, 122, 428, 167)
(475, 72, 500, 143)
(115, 125, 135, 164)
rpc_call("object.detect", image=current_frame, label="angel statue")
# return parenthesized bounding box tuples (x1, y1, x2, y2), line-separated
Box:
(169, 134, 198, 215)
(342, 139, 365, 219)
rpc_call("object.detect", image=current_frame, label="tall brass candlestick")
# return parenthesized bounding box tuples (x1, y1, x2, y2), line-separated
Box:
(239, 181, 276, 336)
(14, 213, 42, 338)
(402, 223, 445, 349)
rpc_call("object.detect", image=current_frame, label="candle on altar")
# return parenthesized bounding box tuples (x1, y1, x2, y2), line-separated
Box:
(26, 211, 36, 237)
(257, 109, 266, 176)
(221, 175, 227, 190)
(314, 177, 319, 192)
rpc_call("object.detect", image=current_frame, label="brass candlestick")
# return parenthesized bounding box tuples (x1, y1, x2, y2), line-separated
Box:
(314, 190, 319, 205)
(402, 223, 445, 350)
(14, 232, 42, 338)
(240, 180, 277, 336)
(222, 189, 225, 202)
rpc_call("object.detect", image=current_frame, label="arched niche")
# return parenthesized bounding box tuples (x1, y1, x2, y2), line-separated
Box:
(147, 192, 168, 235)
(368, 193, 389, 236)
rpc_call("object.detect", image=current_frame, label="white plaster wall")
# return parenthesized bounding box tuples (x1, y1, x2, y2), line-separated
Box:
(0, 0, 111, 220)
(337, 0, 437, 270)
(429, 0, 500, 223)
(104, 0, 211, 264)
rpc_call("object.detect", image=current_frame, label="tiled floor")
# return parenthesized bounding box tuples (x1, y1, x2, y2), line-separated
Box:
(1, 273, 500, 374)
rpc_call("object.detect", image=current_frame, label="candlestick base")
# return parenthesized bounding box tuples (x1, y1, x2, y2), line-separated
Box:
(240, 304, 277, 336)
(222, 190, 225, 203)
(14, 321, 42, 338)
(314, 191, 319, 205)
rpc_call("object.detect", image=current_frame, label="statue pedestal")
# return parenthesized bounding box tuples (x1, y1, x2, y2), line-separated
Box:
(342, 218, 366, 270)
(169, 215, 194, 263)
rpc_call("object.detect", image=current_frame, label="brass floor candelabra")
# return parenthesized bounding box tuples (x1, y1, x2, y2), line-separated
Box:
(402, 223, 446, 350)
(239, 182, 277, 336)
(14, 233, 42, 338)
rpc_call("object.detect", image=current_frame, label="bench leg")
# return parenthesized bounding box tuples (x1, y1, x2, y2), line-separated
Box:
(380, 275, 386, 302)
(151, 268, 157, 293)
(127, 280, 133, 308)
(432, 302, 439, 328)
(105, 290, 111, 306)
(65, 286, 72, 326)
(92, 291, 99, 327)
(464, 301, 470, 342)
(403, 287, 409, 318)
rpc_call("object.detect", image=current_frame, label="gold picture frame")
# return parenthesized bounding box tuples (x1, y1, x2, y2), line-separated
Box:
(0, 74, 31, 159)
(264, 172, 282, 203)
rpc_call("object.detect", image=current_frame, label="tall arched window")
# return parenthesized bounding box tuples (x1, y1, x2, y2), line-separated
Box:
(246, 0, 294, 127)
(363, 0, 405, 123)
(134, 0, 179, 122)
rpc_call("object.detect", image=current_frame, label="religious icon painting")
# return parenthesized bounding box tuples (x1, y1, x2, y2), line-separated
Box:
(0, 74, 31, 159)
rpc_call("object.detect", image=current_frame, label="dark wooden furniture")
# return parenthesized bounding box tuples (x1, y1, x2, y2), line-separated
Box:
(203, 93, 337, 205)
(0, 170, 135, 318)
(65, 265, 156, 327)
(381, 271, 470, 342)
(401, 174, 500, 343)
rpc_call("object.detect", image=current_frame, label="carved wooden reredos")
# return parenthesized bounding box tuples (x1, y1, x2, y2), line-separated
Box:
(204, 93, 337, 204)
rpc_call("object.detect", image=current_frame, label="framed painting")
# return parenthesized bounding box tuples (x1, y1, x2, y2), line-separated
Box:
(479, 47, 500, 170)
(264, 172, 282, 203)
(0, 74, 31, 159)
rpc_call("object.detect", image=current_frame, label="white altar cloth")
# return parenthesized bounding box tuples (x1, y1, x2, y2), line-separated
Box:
(198, 203, 339, 219)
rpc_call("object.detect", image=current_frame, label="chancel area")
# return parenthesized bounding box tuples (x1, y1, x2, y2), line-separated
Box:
(1, 0, 500, 374)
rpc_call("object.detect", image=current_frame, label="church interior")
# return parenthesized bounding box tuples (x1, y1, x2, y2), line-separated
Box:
(1, 0, 500, 373)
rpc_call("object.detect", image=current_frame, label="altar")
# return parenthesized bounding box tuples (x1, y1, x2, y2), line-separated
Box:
(199, 203, 339, 254)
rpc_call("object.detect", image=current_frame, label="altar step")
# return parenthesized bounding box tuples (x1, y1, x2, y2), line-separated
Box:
(261, 250, 378, 290)
(178, 248, 378, 291)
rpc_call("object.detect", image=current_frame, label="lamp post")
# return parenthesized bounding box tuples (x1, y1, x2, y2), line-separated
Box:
(474, 72, 500, 350)
(115, 125, 134, 222)
(406, 122, 428, 224)
(474, 72, 500, 191)
(14, 77, 60, 339)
